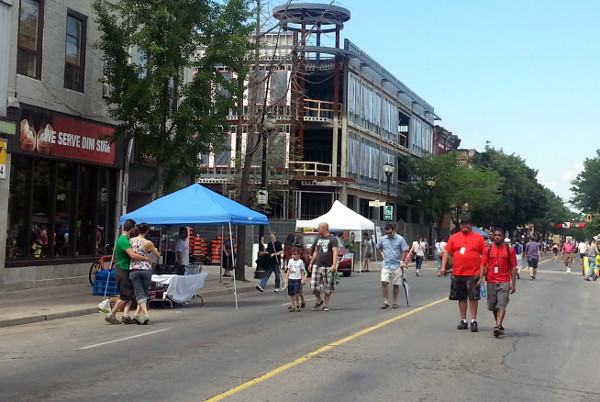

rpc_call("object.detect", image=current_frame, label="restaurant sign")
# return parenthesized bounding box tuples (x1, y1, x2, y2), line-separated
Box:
(15, 108, 116, 165)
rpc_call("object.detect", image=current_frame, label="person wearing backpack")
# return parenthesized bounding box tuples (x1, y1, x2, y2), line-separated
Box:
(513, 240, 523, 279)
(478, 228, 517, 337)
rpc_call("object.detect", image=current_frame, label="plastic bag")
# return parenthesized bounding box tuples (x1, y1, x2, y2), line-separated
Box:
(98, 299, 111, 313)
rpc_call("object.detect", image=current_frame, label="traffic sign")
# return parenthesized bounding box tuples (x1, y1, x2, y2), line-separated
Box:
(369, 200, 386, 207)
(383, 205, 393, 221)
(257, 189, 268, 205)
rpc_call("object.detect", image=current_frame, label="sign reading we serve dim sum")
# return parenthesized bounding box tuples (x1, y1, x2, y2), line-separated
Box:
(17, 108, 116, 165)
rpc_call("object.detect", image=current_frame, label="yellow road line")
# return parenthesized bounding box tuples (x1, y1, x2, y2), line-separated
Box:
(205, 297, 448, 401)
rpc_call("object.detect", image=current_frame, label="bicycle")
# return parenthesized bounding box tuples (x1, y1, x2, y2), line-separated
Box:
(89, 254, 115, 286)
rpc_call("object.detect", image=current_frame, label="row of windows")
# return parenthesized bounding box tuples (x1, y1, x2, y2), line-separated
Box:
(17, 0, 86, 92)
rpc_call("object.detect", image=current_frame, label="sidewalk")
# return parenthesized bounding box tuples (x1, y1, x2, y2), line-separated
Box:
(0, 266, 261, 328)
(0, 259, 436, 328)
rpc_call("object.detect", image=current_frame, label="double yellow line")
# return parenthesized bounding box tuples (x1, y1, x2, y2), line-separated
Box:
(205, 297, 447, 401)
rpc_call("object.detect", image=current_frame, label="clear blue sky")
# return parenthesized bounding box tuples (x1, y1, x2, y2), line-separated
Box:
(275, 0, 599, 209)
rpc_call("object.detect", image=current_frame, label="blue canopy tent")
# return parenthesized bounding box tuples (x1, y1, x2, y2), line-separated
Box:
(119, 184, 268, 309)
(119, 183, 268, 226)
(471, 226, 489, 238)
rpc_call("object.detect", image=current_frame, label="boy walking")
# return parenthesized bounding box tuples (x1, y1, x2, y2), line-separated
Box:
(286, 248, 307, 312)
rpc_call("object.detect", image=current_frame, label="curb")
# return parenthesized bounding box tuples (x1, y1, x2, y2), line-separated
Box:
(0, 283, 259, 328)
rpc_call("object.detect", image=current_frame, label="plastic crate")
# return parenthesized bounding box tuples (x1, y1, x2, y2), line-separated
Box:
(93, 269, 118, 296)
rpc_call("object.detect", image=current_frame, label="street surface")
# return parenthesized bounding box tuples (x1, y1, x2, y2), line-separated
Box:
(1, 253, 599, 402)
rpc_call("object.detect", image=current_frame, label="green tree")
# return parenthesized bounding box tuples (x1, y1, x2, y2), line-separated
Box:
(471, 147, 549, 232)
(93, 0, 254, 195)
(403, 152, 502, 233)
(571, 150, 600, 214)
(530, 187, 572, 240)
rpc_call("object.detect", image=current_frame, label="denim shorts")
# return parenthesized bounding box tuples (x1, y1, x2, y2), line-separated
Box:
(129, 269, 153, 303)
(449, 275, 480, 301)
(287, 279, 302, 296)
(527, 258, 539, 269)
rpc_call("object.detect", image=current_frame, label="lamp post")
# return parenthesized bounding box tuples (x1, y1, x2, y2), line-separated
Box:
(383, 162, 395, 203)
(382, 162, 395, 225)
(426, 179, 436, 259)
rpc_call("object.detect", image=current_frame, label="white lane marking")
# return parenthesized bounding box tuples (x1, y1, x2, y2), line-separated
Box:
(79, 328, 171, 350)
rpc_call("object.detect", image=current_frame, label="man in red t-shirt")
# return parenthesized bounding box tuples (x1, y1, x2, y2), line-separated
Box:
(561, 236, 576, 273)
(441, 216, 487, 332)
(478, 228, 517, 337)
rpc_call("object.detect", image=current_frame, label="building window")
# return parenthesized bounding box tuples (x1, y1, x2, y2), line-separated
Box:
(17, 0, 43, 79)
(64, 11, 86, 92)
(6, 156, 117, 262)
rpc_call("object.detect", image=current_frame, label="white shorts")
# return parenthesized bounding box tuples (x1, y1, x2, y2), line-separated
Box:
(381, 268, 402, 285)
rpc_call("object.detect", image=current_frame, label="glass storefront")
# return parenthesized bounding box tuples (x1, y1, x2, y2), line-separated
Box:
(5, 106, 121, 265)
(6, 156, 118, 263)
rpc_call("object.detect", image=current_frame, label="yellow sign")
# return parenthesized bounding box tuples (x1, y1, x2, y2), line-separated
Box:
(369, 200, 386, 207)
(0, 139, 6, 179)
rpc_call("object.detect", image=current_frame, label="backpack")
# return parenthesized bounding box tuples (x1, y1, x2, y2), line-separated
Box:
(488, 243, 511, 260)
(513, 243, 522, 255)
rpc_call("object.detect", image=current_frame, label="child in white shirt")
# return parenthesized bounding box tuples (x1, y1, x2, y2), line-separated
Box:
(286, 248, 307, 312)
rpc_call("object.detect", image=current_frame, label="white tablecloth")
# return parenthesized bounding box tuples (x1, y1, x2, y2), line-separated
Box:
(151, 273, 207, 304)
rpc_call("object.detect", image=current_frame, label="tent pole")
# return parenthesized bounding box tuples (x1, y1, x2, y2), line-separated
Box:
(229, 222, 238, 310)
(218, 226, 221, 283)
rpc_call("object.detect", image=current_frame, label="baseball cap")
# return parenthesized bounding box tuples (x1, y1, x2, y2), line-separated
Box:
(458, 216, 472, 224)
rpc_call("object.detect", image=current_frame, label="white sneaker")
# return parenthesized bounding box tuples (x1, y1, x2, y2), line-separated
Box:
(566, 268, 571, 273)
(274, 288, 280, 292)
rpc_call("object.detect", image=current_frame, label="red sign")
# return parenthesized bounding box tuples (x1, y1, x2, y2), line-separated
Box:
(17, 109, 116, 165)
(552, 222, 586, 228)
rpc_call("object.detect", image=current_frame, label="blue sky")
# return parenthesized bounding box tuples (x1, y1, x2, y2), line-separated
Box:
(275, 0, 599, 209)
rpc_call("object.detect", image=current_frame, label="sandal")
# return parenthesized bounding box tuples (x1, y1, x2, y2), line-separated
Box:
(493, 326, 501, 337)
(313, 301, 323, 309)
(392, 304, 399, 309)
(380, 303, 389, 309)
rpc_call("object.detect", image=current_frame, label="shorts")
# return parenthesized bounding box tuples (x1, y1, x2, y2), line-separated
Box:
(364, 252, 373, 259)
(580, 253, 586, 259)
(310, 266, 334, 295)
(449, 275, 480, 301)
(487, 282, 510, 310)
(563, 253, 574, 266)
(527, 258, 538, 269)
(287, 278, 302, 296)
(381, 267, 402, 286)
(116, 266, 135, 302)
(553, 249, 558, 255)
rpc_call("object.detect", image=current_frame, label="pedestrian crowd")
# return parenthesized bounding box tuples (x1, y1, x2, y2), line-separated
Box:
(105, 217, 599, 339)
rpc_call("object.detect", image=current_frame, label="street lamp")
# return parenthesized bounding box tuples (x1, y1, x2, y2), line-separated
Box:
(426, 179, 436, 259)
(383, 162, 395, 203)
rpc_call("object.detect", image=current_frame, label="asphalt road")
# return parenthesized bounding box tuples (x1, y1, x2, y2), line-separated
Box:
(1, 254, 599, 402)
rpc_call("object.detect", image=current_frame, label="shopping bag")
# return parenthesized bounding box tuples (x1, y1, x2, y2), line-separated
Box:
(98, 299, 111, 313)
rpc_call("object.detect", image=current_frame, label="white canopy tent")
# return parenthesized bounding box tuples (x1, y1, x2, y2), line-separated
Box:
(295, 201, 376, 272)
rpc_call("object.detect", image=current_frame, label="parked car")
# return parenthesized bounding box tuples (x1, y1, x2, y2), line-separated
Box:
(283, 232, 353, 276)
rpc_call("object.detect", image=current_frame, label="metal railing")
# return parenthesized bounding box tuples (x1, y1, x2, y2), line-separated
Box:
(289, 160, 332, 177)
(303, 98, 341, 121)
